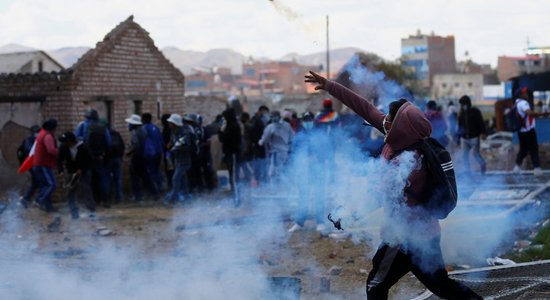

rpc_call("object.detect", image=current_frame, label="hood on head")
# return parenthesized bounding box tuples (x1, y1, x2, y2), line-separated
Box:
(385, 102, 432, 151)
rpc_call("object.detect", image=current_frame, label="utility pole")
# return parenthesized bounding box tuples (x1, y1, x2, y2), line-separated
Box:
(326, 15, 330, 79)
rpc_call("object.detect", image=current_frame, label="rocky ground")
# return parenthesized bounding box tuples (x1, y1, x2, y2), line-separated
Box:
(0, 139, 549, 299)
(0, 186, 430, 300)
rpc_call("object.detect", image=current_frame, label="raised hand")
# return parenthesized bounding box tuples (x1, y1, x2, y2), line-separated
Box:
(304, 71, 327, 91)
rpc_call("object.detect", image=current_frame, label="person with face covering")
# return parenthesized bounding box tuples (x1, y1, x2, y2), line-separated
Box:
(258, 110, 294, 183)
(305, 71, 482, 300)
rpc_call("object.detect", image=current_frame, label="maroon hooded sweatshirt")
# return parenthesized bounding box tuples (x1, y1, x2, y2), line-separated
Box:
(325, 80, 440, 242)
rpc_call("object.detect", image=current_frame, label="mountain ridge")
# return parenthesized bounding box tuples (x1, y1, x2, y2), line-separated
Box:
(0, 44, 364, 75)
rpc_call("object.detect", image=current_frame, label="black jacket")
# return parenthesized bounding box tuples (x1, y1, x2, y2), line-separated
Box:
(219, 109, 242, 155)
(458, 107, 485, 138)
(57, 142, 92, 174)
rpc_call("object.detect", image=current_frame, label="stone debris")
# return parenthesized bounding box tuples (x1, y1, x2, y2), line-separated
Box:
(47, 217, 62, 232)
(311, 275, 330, 293)
(327, 265, 342, 275)
(345, 256, 355, 264)
(97, 228, 114, 236)
(514, 240, 531, 249)
(486, 257, 516, 266)
(52, 247, 85, 259)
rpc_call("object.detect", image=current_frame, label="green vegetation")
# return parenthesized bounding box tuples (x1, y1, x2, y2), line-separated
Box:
(509, 225, 550, 263)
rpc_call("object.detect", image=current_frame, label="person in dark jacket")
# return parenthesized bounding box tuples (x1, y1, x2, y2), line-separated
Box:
(57, 131, 94, 219)
(161, 114, 175, 189)
(248, 105, 270, 184)
(125, 114, 151, 202)
(458, 95, 486, 174)
(141, 113, 163, 197)
(218, 108, 242, 193)
(18, 125, 41, 209)
(305, 71, 482, 300)
(165, 114, 195, 204)
(106, 123, 125, 203)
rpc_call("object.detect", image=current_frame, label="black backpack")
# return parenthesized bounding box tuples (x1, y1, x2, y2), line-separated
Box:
(108, 129, 125, 158)
(17, 136, 35, 165)
(86, 122, 108, 157)
(503, 103, 522, 132)
(406, 137, 458, 219)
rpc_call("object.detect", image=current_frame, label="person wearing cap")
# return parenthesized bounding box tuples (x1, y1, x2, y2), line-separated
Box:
(57, 131, 93, 219)
(165, 113, 196, 204)
(125, 114, 150, 202)
(512, 87, 550, 176)
(305, 71, 482, 300)
(33, 118, 59, 212)
(18, 125, 41, 209)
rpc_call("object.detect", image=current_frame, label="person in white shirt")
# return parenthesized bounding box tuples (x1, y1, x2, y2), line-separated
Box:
(513, 87, 550, 176)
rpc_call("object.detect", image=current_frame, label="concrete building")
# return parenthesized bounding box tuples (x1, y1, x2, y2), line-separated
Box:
(431, 73, 483, 103)
(0, 15, 187, 166)
(401, 30, 456, 88)
(497, 54, 550, 82)
(0, 51, 64, 74)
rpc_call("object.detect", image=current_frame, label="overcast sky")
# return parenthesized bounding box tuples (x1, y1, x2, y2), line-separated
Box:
(0, 0, 548, 67)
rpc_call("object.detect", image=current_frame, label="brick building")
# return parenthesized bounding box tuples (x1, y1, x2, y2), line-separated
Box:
(0, 15, 186, 166)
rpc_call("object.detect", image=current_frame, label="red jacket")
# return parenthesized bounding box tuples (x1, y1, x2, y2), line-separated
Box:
(325, 80, 440, 242)
(33, 129, 58, 169)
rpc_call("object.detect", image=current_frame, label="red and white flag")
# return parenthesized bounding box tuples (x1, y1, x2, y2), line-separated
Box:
(17, 132, 39, 174)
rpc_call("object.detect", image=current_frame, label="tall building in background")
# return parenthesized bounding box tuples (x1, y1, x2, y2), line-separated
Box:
(401, 30, 456, 88)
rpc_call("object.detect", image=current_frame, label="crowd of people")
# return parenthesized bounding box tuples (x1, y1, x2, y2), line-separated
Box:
(15, 98, 342, 219)
(16, 85, 548, 222)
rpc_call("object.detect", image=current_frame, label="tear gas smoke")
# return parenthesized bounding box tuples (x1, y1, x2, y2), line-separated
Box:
(341, 54, 411, 108)
(267, 0, 321, 47)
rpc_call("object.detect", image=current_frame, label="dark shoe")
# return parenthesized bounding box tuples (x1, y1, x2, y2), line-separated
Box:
(40, 203, 57, 213)
(71, 210, 79, 220)
(20, 198, 29, 209)
(480, 163, 487, 174)
(103, 203, 111, 208)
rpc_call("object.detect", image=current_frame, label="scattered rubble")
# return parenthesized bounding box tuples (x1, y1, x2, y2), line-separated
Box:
(486, 256, 516, 266)
(96, 227, 114, 236)
(47, 217, 62, 232)
(327, 265, 342, 275)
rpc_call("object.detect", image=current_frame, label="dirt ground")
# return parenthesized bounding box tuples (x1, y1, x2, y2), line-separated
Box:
(0, 179, 428, 299)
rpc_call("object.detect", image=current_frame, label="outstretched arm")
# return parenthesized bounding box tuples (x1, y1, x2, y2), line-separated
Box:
(305, 71, 385, 133)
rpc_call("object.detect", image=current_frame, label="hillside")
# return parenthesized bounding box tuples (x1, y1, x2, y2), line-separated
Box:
(0, 44, 364, 75)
